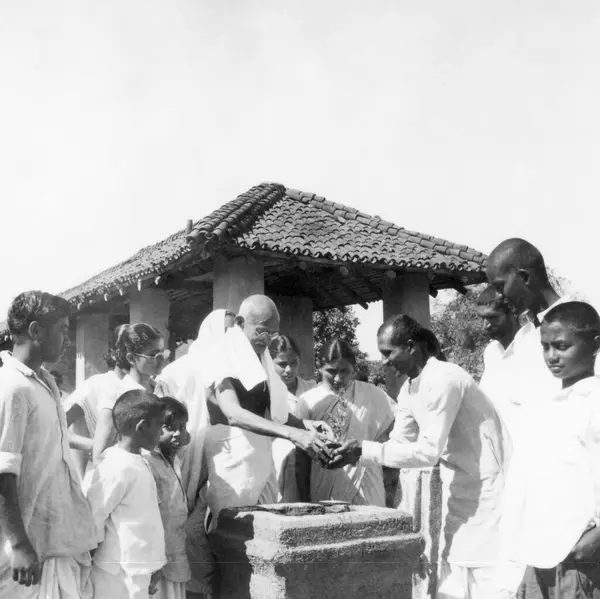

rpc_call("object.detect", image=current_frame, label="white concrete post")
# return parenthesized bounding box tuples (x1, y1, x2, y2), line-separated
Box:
(75, 313, 109, 386)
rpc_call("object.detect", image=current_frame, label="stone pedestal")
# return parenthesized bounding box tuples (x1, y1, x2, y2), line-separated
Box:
(210, 502, 424, 599)
(213, 255, 265, 313)
(273, 296, 315, 379)
(129, 289, 171, 347)
(75, 313, 109, 386)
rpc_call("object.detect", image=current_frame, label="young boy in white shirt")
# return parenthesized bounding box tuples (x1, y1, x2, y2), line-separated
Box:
(501, 301, 600, 598)
(86, 389, 167, 599)
(142, 396, 191, 599)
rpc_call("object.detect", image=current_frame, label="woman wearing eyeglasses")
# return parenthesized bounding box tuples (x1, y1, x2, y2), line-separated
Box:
(91, 322, 168, 466)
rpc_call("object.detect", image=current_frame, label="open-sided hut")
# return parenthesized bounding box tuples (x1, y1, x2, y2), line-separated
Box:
(0, 182, 487, 390)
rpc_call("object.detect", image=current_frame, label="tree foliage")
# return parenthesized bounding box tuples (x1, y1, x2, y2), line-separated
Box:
(430, 285, 487, 380)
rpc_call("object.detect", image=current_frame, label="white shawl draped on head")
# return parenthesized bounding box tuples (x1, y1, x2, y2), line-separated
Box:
(155, 309, 230, 511)
(212, 325, 289, 424)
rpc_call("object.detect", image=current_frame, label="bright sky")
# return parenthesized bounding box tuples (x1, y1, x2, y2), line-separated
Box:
(1, 0, 599, 359)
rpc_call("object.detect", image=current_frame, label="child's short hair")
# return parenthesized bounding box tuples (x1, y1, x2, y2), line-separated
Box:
(543, 301, 600, 336)
(112, 389, 165, 436)
(161, 396, 188, 429)
(8, 291, 72, 337)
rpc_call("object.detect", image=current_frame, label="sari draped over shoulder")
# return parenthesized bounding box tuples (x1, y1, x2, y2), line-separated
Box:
(302, 380, 395, 506)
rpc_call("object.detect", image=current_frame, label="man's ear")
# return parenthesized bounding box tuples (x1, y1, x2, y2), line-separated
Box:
(28, 321, 42, 341)
(126, 352, 136, 367)
(135, 419, 147, 434)
(517, 269, 531, 286)
(593, 335, 600, 357)
(235, 316, 245, 327)
(407, 339, 416, 353)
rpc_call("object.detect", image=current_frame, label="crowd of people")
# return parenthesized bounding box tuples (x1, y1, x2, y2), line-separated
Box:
(0, 236, 599, 599)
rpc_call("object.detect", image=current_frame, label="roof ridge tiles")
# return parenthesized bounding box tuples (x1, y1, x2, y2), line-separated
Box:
(56, 182, 487, 306)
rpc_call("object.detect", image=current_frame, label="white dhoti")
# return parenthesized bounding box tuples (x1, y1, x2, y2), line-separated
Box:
(438, 561, 525, 599)
(204, 424, 277, 530)
(0, 552, 92, 599)
(91, 565, 150, 599)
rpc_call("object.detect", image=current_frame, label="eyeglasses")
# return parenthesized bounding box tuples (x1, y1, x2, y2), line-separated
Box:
(134, 350, 170, 362)
(253, 328, 279, 341)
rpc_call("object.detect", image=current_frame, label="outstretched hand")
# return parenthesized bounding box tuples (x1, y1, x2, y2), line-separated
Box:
(289, 427, 334, 462)
(323, 439, 362, 469)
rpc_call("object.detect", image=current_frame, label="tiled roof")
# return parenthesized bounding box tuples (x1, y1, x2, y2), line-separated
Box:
(228, 188, 486, 270)
(60, 182, 486, 306)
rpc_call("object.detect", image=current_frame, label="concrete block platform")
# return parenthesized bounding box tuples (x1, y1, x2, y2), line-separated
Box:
(209, 502, 425, 599)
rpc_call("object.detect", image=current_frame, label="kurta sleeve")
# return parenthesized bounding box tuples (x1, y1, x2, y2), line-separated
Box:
(372, 388, 396, 443)
(86, 463, 129, 545)
(362, 377, 464, 469)
(0, 386, 29, 476)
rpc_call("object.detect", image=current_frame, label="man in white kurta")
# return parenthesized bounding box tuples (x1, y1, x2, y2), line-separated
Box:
(0, 350, 97, 598)
(476, 286, 520, 438)
(501, 376, 600, 573)
(485, 238, 599, 423)
(333, 357, 515, 598)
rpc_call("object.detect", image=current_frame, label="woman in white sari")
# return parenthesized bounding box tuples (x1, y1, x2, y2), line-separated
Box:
(154, 309, 235, 599)
(301, 339, 396, 506)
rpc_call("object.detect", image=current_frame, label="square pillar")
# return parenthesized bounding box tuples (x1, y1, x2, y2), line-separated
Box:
(382, 273, 431, 326)
(273, 296, 314, 379)
(213, 255, 265, 313)
(76, 313, 109, 386)
(129, 288, 171, 347)
(382, 273, 430, 399)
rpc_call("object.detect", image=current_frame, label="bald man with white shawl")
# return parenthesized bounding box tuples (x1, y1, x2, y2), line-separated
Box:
(204, 296, 334, 530)
(155, 309, 234, 598)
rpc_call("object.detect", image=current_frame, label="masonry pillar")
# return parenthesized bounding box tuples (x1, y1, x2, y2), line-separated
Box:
(213, 255, 265, 313)
(273, 296, 314, 379)
(76, 313, 110, 386)
(382, 273, 430, 398)
(129, 289, 171, 348)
